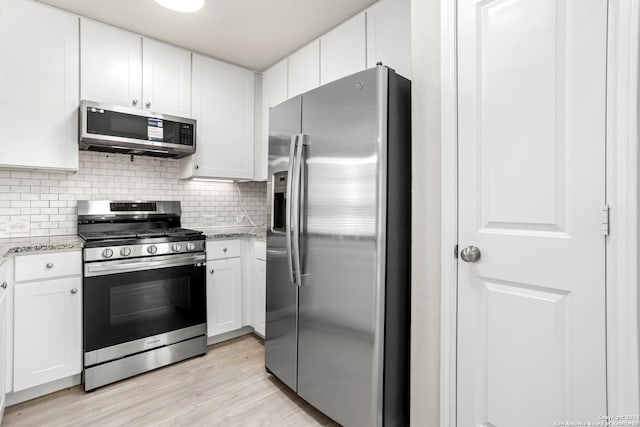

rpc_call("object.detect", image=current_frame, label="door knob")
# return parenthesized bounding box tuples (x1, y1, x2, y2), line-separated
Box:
(460, 246, 481, 263)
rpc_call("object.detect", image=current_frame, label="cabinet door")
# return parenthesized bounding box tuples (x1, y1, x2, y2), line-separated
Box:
(142, 38, 192, 118)
(0, 265, 7, 422)
(366, 0, 411, 79)
(0, 0, 79, 171)
(13, 277, 82, 392)
(80, 19, 142, 109)
(253, 259, 266, 336)
(206, 258, 242, 337)
(288, 40, 320, 98)
(320, 13, 366, 85)
(188, 54, 255, 179)
(257, 59, 288, 181)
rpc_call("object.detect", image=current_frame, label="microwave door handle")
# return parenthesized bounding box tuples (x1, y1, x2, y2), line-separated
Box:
(286, 134, 298, 286)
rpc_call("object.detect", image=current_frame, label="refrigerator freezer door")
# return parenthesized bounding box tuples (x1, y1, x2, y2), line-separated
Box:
(265, 96, 301, 392)
(297, 68, 385, 427)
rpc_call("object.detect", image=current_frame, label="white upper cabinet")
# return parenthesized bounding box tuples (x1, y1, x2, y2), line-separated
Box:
(263, 59, 289, 110)
(81, 19, 142, 108)
(142, 38, 192, 118)
(288, 40, 320, 98)
(320, 13, 366, 85)
(179, 54, 254, 180)
(366, 0, 412, 79)
(0, 0, 79, 171)
(257, 59, 288, 181)
(80, 22, 191, 117)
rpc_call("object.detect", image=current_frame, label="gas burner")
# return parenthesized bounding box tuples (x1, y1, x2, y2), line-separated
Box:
(77, 201, 205, 252)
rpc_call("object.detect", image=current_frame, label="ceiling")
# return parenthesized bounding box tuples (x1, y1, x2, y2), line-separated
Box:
(36, 0, 377, 71)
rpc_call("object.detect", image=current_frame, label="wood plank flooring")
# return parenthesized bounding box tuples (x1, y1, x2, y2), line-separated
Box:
(4, 335, 339, 427)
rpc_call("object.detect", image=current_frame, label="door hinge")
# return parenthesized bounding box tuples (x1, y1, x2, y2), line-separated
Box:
(454, 244, 459, 259)
(602, 204, 610, 236)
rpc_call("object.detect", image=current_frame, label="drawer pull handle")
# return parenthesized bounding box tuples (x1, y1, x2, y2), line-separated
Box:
(70, 288, 78, 294)
(46, 263, 54, 269)
(1, 282, 6, 289)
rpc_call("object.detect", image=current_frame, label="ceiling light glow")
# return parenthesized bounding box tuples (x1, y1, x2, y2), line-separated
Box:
(154, 0, 204, 13)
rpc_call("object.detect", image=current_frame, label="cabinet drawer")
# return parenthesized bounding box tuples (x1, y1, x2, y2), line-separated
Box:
(206, 240, 241, 260)
(14, 251, 81, 282)
(254, 240, 266, 261)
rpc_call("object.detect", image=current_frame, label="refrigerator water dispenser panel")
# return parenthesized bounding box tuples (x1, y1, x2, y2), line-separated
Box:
(272, 171, 288, 232)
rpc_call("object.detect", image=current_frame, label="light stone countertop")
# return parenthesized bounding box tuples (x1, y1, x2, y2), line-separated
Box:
(0, 226, 267, 261)
(0, 234, 84, 259)
(197, 226, 266, 241)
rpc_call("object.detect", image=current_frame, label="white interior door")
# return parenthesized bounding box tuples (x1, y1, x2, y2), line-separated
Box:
(457, 1, 608, 426)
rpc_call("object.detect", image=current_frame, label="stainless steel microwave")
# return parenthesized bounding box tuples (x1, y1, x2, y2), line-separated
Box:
(79, 100, 196, 158)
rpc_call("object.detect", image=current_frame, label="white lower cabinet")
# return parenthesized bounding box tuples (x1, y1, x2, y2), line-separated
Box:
(13, 277, 82, 392)
(205, 238, 267, 340)
(252, 259, 266, 337)
(206, 258, 242, 337)
(0, 260, 8, 422)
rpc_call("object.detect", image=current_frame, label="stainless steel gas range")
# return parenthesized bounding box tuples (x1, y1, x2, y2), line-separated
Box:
(78, 200, 207, 391)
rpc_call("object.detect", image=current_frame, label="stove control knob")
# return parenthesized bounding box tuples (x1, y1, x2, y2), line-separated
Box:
(102, 248, 114, 259)
(147, 245, 158, 254)
(186, 243, 196, 251)
(172, 243, 182, 252)
(120, 247, 131, 257)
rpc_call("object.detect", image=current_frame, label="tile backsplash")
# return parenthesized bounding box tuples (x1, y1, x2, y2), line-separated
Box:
(0, 151, 267, 238)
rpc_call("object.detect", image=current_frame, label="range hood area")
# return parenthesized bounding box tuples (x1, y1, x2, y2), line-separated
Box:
(78, 101, 197, 159)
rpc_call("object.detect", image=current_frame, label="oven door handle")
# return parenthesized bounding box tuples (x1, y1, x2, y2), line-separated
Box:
(84, 253, 206, 277)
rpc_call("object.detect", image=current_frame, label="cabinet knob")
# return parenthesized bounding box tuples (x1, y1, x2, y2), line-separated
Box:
(70, 288, 78, 294)
(46, 262, 54, 269)
(132, 99, 138, 106)
(195, 164, 199, 170)
(223, 248, 227, 253)
(1, 282, 6, 290)
(145, 101, 151, 108)
(209, 269, 214, 275)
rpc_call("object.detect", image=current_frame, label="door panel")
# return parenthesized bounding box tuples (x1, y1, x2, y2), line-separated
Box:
(14, 277, 82, 392)
(80, 19, 142, 109)
(206, 258, 242, 337)
(265, 96, 301, 391)
(457, 0, 607, 425)
(298, 69, 380, 427)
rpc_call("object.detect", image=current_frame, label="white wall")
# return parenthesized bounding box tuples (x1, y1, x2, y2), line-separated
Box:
(410, 0, 441, 425)
(0, 151, 267, 238)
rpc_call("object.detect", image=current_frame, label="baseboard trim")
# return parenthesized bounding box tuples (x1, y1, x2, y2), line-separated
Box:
(6, 374, 81, 407)
(207, 326, 254, 345)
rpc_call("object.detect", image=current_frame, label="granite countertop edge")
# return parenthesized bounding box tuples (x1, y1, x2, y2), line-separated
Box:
(198, 226, 266, 241)
(0, 235, 85, 259)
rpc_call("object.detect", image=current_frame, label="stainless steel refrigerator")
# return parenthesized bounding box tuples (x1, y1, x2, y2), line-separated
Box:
(265, 65, 411, 427)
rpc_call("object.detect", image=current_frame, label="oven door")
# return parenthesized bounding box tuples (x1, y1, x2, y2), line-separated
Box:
(83, 253, 206, 366)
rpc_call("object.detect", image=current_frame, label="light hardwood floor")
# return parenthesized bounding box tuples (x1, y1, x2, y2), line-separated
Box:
(3, 335, 339, 427)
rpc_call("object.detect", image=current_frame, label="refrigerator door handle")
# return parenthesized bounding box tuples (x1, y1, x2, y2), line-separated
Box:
(292, 134, 310, 287)
(286, 134, 298, 285)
